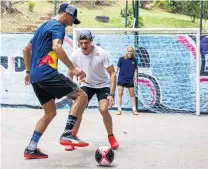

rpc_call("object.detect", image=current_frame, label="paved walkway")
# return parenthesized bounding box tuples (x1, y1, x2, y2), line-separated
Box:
(1, 108, 208, 169)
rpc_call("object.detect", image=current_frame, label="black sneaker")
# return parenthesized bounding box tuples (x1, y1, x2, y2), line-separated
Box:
(24, 147, 48, 159)
(60, 134, 89, 147)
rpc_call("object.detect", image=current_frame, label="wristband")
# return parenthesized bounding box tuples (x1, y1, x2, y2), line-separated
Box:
(109, 93, 115, 98)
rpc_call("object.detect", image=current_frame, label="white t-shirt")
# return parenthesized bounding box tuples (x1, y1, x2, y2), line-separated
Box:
(70, 45, 112, 88)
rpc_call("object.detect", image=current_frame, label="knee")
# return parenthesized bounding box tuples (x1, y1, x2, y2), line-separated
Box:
(80, 91, 88, 104)
(45, 111, 56, 120)
(99, 107, 108, 116)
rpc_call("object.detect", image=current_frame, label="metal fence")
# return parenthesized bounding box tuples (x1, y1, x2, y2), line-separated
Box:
(1, 0, 207, 34)
(1, 0, 129, 33)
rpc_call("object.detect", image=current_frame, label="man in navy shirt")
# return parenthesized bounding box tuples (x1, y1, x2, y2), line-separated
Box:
(23, 3, 88, 159)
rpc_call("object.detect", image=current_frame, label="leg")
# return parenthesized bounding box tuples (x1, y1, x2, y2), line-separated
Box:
(117, 85, 124, 115)
(36, 73, 89, 147)
(71, 86, 95, 135)
(35, 99, 57, 133)
(60, 88, 89, 146)
(99, 99, 113, 135)
(65, 87, 95, 151)
(24, 83, 57, 159)
(96, 88, 119, 149)
(128, 87, 139, 115)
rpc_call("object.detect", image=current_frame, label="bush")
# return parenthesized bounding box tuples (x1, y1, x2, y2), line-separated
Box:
(28, 1, 35, 12)
(153, 0, 170, 10)
(121, 5, 144, 28)
(140, 1, 152, 9)
(120, 5, 134, 18)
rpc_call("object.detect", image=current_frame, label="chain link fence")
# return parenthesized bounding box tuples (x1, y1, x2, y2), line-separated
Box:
(1, 0, 129, 33)
(1, 0, 208, 33)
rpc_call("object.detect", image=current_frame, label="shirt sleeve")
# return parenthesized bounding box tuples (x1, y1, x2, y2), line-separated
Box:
(117, 57, 122, 67)
(52, 25, 65, 41)
(102, 50, 113, 68)
(29, 36, 34, 44)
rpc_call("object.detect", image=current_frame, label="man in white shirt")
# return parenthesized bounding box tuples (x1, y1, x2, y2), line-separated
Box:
(66, 29, 119, 151)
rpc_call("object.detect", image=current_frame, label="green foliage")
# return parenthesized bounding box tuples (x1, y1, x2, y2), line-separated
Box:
(154, 0, 208, 23)
(140, 1, 152, 9)
(183, 1, 200, 22)
(204, 1, 208, 20)
(153, 0, 170, 9)
(28, 1, 35, 12)
(169, 1, 184, 13)
(120, 5, 134, 18)
(121, 5, 144, 28)
(139, 16, 144, 28)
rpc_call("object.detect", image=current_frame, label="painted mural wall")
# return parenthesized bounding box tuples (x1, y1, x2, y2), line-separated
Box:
(0, 34, 208, 113)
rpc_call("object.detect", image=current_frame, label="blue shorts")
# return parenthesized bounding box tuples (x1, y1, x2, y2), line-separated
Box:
(117, 82, 134, 88)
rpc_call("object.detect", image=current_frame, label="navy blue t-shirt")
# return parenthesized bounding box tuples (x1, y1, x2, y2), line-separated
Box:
(117, 57, 137, 84)
(29, 19, 65, 83)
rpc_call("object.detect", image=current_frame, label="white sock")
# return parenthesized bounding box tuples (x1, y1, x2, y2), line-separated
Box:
(118, 107, 121, 111)
(28, 141, 37, 151)
(132, 107, 136, 111)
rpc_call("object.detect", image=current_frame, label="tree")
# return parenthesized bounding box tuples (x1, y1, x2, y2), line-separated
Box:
(1, 1, 20, 14)
(183, 1, 200, 23)
(140, 0, 152, 9)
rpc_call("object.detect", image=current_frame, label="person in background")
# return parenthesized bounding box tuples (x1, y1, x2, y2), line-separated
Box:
(115, 46, 139, 115)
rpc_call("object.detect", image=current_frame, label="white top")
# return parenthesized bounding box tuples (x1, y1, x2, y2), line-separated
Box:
(70, 45, 112, 88)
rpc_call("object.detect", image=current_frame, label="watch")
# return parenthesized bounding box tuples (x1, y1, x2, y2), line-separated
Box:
(109, 93, 115, 98)
(26, 70, 30, 74)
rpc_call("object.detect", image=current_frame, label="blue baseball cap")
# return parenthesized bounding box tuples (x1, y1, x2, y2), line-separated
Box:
(59, 3, 81, 25)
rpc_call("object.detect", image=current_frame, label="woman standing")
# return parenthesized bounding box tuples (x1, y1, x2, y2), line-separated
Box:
(115, 46, 139, 115)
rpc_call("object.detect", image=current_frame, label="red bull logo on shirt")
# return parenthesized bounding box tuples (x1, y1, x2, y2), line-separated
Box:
(38, 51, 58, 69)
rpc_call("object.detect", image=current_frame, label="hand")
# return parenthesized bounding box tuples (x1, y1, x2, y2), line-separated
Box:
(134, 79, 138, 86)
(107, 95, 115, 108)
(24, 74, 30, 85)
(71, 67, 86, 80)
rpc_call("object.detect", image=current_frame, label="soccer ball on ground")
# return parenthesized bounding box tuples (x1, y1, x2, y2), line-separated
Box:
(95, 146, 114, 166)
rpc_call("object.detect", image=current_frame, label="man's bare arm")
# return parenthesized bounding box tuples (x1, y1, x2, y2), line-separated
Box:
(115, 66, 119, 74)
(106, 65, 116, 94)
(68, 69, 74, 80)
(52, 39, 75, 70)
(23, 42, 32, 72)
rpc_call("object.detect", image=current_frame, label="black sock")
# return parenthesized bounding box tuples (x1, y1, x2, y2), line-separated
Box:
(108, 134, 114, 137)
(63, 115, 77, 136)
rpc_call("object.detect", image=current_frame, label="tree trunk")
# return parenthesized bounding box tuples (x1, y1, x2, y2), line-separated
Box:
(1, 1, 20, 14)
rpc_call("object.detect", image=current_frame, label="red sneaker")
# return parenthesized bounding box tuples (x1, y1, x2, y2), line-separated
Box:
(65, 135, 83, 151)
(65, 145, 75, 151)
(24, 147, 48, 159)
(60, 134, 89, 147)
(108, 135, 119, 150)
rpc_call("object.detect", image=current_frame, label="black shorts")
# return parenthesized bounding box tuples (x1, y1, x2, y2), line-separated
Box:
(81, 86, 110, 102)
(32, 73, 78, 105)
(117, 82, 134, 88)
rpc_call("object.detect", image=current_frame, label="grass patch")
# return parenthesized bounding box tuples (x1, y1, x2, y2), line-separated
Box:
(1, 1, 207, 33)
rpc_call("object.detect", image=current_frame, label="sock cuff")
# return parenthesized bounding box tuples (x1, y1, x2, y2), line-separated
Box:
(108, 134, 114, 137)
(68, 115, 77, 121)
(34, 130, 42, 137)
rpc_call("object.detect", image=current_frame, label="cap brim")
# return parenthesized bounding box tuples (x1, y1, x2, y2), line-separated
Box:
(73, 18, 81, 25)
